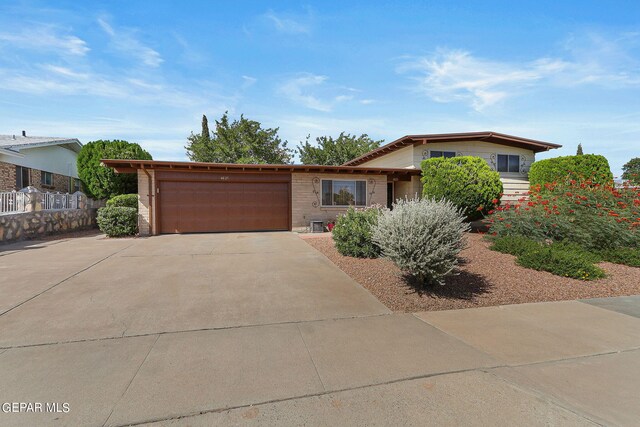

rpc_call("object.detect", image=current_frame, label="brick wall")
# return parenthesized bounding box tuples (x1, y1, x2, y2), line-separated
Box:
(137, 170, 154, 235)
(291, 173, 387, 231)
(0, 161, 75, 193)
(0, 161, 16, 191)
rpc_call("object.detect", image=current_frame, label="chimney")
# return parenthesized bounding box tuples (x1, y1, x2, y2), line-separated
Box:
(21, 130, 26, 137)
(12, 134, 15, 140)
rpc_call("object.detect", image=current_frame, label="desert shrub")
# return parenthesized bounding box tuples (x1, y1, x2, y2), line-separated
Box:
(529, 154, 613, 187)
(597, 247, 640, 268)
(106, 194, 138, 209)
(489, 235, 542, 257)
(488, 181, 640, 250)
(97, 206, 137, 237)
(421, 156, 502, 220)
(516, 244, 605, 280)
(332, 206, 384, 258)
(372, 197, 470, 286)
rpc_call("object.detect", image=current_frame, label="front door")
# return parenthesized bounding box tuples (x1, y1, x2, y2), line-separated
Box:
(387, 182, 394, 209)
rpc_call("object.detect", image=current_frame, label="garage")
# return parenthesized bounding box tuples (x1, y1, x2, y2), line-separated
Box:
(156, 171, 290, 234)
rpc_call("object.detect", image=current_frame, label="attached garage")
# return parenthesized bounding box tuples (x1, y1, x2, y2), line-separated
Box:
(102, 160, 421, 236)
(155, 171, 290, 234)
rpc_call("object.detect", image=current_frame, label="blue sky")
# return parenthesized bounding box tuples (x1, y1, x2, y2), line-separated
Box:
(0, 1, 639, 175)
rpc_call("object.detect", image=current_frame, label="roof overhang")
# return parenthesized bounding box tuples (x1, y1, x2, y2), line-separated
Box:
(343, 131, 562, 166)
(4, 138, 83, 153)
(0, 147, 24, 158)
(102, 159, 422, 177)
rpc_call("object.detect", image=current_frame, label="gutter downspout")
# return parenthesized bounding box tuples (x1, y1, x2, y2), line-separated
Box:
(142, 168, 153, 235)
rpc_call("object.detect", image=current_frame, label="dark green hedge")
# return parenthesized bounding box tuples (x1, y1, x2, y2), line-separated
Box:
(332, 207, 382, 258)
(529, 154, 613, 187)
(421, 156, 503, 220)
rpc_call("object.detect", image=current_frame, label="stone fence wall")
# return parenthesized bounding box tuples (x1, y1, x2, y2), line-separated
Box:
(0, 186, 102, 244)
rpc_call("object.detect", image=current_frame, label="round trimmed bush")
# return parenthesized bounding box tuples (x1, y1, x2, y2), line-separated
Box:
(332, 206, 384, 258)
(372, 197, 470, 286)
(529, 154, 613, 187)
(106, 194, 138, 209)
(97, 206, 138, 237)
(421, 156, 503, 220)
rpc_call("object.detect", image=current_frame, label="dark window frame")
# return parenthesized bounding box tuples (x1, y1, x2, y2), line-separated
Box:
(41, 171, 54, 187)
(15, 166, 30, 189)
(430, 150, 457, 159)
(321, 179, 367, 207)
(497, 154, 520, 173)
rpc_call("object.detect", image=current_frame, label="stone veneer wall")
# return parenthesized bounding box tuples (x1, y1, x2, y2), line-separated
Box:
(0, 161, 16, 191)
(0, 208, 98, 243)
(291, 173, 387, 231)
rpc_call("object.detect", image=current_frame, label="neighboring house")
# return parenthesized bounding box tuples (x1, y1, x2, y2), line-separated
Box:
(104, 131, 560, 236)
(0, 132, 83, 193)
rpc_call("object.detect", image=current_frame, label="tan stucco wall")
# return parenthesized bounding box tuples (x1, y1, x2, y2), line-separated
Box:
(358, 140, 535, 182)
(137, 170, 155, 236)
(291, 173, 387, 230)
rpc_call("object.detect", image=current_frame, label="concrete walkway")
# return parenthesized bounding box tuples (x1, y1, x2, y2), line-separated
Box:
(0, 233, 639, 426)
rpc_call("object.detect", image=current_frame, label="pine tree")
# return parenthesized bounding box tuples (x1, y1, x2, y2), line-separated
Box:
(576, 143, 584, 155)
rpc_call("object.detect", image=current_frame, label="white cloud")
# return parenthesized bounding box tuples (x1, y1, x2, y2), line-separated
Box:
(264, 10, 310, 34)
(278, 74, 363, 112)
(278, 74, 332, 111)
(98, 17, 163, 67)
(399, 33, 640, 111)
(241, 75, 257, 89)
(0, 26, 89, 56)
(398, 50, 569, 110)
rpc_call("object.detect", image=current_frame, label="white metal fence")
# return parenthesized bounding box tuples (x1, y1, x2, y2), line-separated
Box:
(0, 190, 93, 214)
(41, 192, 78, 210)
(0, 191, 26, 214)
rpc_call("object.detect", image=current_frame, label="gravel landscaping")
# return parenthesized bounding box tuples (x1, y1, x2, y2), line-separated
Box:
(302, 233, 640, 312)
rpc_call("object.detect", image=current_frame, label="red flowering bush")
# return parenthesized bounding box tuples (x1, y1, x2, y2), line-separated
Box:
(487, 180, 640, 250)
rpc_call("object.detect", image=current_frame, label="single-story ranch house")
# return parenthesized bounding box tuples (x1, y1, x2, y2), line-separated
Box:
(0, 132, 82, 193)
(104, 131, 561, 235)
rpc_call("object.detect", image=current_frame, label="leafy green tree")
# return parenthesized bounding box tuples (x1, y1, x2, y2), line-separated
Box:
(576, 143, 584, 155)
(77, 140, 152, 199)
(297, 132, 383, 165)
(622, 157, 640, 184)
(185, 112, 292, 164)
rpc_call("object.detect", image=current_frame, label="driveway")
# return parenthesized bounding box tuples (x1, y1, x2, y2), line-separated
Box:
(1, 232, 639, 426)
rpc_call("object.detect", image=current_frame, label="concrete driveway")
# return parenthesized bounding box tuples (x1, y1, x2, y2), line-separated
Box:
(1, 232, 639, 426)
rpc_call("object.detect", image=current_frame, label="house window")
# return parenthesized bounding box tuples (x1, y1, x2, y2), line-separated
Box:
(430, 150, 456, 158)
(321, 180, 366, 207)
(497, 155, 520, 173)
(41, 171, 53, 187)
(15, 166, 30, 188)
(69, 177, 81, 192)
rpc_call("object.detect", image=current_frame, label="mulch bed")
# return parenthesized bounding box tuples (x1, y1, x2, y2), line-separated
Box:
(302, 233, 640, 312)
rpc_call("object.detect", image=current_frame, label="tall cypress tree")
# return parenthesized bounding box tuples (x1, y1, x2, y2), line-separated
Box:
(576, 143, 584, 155)
(201, 114, 210, 142)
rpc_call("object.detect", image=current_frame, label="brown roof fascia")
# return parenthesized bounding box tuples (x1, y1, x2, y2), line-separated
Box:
(101, 159, 421, 177)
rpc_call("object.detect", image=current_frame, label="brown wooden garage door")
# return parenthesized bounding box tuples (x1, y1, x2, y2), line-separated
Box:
(158, 177, 290, 233)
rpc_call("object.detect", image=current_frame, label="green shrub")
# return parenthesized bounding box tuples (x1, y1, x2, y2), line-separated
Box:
(421, 156, 502, 220)
(97, 206, 138, 237)
(597, 247, 640, 268)
(529, 154, 613, 187)
(516, 244, 605, 280)
(77, 139, 152, 200)
(488, 180, 640, 250)
(372, 198, 470, 286)
(489, 236, 542, 257)
(332, 206, 383, 258)
(106, 194, 138, 209)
